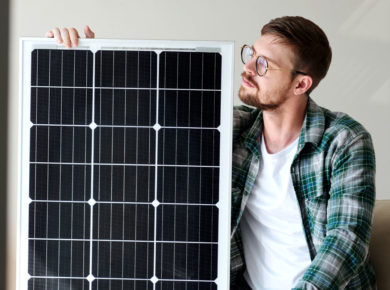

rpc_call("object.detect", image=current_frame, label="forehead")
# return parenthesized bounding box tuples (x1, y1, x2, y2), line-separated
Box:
(252, 34, 295, 66)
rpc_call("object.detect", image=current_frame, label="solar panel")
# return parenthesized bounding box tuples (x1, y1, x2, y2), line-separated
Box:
(19, 39, 233, 290)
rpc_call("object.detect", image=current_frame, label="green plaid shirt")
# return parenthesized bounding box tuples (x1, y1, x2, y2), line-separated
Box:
(230, 98, 376, 289)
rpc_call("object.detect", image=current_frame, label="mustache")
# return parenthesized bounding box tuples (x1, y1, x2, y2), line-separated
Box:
(241, 71, 258, 89)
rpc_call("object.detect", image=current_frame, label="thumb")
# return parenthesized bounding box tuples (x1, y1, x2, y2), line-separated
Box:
(84, 25, 95, 38)
(45, 31, 54, 38)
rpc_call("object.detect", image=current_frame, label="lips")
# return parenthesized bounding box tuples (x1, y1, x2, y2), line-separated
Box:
(242, 78, 254, 88)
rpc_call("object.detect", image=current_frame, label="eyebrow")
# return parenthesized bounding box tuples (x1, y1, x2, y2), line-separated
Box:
(251, 45, 280, 66)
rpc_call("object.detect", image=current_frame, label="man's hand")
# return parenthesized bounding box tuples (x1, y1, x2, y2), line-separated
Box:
(45, 25, 95, 48)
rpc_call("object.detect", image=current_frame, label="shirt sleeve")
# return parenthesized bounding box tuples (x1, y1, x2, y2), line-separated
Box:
(294, 132, 376, 289)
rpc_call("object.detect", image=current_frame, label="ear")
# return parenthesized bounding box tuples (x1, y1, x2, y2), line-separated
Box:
(294, 75, 312, 95)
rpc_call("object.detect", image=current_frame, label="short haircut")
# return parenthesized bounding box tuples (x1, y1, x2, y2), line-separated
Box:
(261, 16, 332, 95)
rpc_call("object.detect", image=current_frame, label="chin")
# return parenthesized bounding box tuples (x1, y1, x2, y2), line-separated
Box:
(238, 86, 262, 108)
(238, 86, 281, 111)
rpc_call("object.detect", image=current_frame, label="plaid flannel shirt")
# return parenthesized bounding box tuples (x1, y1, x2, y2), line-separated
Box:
(230, 98, 376, 289)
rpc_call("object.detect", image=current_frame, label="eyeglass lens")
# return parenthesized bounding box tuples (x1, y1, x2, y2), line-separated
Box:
(241, 46, 252, 64)
(241, 45, 268, 76)
(256, 56, 267, 76)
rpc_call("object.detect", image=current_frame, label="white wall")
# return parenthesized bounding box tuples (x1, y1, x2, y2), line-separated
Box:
(8, 0, 390, 288)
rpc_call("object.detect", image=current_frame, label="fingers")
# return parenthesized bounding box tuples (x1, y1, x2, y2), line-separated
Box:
(84, 25, 95, 39)
(44, 30, 54, 38)
(50, 27, 63, 45)
(61, 27, 72, 48)
(45, 26, 91, 48)
(69, 27, 80, 47)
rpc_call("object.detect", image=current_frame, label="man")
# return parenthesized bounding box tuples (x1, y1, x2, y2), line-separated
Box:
(47, 16, 376, 289)
(230, 17, 376, 289)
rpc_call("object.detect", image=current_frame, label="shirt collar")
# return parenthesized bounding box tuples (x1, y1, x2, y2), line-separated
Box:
(298, 97, 325, 151)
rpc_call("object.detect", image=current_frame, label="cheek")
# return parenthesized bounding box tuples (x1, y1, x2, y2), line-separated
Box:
(270, 77, 292, 91)
(252, 77, 264, 90)
(256, 77, 273, 92)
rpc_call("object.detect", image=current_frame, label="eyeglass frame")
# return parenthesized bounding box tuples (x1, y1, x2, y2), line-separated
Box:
(240, 44, 307, 77)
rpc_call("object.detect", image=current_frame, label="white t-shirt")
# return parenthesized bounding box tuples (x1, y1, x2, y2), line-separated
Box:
(240, 135, 311, 290)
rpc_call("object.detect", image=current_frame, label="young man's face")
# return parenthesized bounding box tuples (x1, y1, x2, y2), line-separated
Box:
(238, 34, 298, 111)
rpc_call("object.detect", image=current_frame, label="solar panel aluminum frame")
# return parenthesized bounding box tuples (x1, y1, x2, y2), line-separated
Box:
(18, 38, 234, 290)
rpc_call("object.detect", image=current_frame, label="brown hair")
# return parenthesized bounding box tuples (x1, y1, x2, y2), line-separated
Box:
(261, 16, 332, 94)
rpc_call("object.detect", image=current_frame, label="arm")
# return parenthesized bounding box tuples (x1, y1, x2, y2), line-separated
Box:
(295, 133, 376, 289)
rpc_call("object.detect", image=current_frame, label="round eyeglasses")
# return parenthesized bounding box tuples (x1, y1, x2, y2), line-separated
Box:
(241, 44, 307, 77)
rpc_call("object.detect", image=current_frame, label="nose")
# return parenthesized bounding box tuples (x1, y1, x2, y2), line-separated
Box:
(244, 57, 257, 76)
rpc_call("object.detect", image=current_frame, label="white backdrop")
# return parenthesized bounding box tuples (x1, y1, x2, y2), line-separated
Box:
(8, 0, 390, 288)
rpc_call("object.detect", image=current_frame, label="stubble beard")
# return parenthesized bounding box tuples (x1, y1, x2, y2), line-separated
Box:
(238, 72, 288, 111)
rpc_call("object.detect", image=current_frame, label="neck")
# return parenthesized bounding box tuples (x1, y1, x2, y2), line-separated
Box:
(262, 95, 308, 154)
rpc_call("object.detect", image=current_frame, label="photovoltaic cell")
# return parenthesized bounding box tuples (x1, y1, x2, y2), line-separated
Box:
(31, 49, 93, 87)
(26, 45, 222, 290)
(92, 241, 154, 278)
(159, 51, 221, 90)
(30, 126, 92, 163)
(157, 166, 219, 204)
(29, 164, 91, 201)
(29, 202, 90, 239)
(95, 89, 156, 126)
(158, 129, 219, 166)
(95, 50, 157, 88)
(155, 243, 218, 279)
(94, 127, 155, 164)
(92, 204, 154, 240)
(93, 165, 154, 202)
(31, 88, 93, 125)
(28, 240, 90, 277)
(156, 205, 218, 242)
(158, 90, 220, 128)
